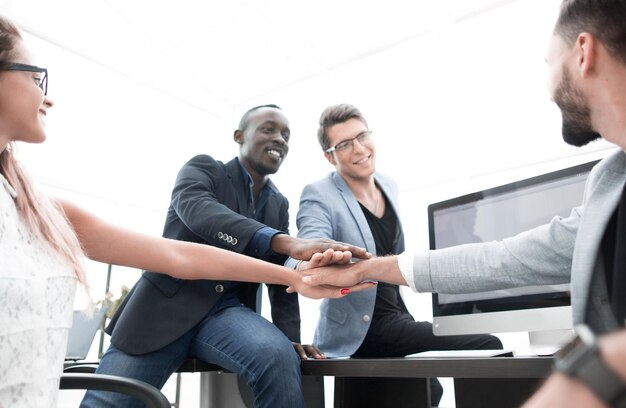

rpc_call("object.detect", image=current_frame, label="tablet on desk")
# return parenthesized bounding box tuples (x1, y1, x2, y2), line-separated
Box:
(407, 349, 515, 358)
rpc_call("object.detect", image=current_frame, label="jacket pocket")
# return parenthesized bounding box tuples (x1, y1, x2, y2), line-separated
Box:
(320, 304, 347, 325)
(143, 272, 187, 298)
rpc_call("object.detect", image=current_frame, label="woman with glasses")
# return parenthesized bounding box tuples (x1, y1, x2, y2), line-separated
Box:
(0, 15, 369, 407)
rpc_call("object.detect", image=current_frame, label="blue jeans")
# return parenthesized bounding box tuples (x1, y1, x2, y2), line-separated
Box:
(80, 304, 304, 408)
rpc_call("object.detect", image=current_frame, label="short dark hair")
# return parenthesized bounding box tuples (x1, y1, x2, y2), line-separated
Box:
(317, 104, 368, 151)
(238, 104, 282, 131)
(555, 0, 626, 65)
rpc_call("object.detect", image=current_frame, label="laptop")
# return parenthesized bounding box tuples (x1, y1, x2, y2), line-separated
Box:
(65, 306, 108, 361)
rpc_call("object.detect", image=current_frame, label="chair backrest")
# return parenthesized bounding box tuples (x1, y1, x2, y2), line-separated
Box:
(60, 373, 171, 408)
(65, 306, 108, 361)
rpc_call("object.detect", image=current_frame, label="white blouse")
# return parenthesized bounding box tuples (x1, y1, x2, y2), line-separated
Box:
(0, 174, 77, 408)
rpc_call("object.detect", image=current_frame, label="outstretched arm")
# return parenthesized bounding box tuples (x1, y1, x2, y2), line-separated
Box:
(58, 199, 367, 299)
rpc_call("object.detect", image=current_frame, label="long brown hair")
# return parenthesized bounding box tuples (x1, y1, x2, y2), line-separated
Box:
(0, 15, 87, 285)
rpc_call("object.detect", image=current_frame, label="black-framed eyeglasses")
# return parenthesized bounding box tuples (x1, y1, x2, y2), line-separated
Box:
(325, 130, 373, 154)
(3, 63, 48, 95)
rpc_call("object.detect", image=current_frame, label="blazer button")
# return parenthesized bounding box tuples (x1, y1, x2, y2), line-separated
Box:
(215, 284, 224, 293)
(363, 315, 371, 322)
(232, 238, 238, 245)
(217, 232, 224, 239)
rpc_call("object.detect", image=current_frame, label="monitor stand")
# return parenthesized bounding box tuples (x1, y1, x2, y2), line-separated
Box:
(528, 329, 574, 356)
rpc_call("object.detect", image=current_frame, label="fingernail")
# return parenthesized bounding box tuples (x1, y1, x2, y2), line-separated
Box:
(341, 288, 350, 295)
(369, 281, 378, 285)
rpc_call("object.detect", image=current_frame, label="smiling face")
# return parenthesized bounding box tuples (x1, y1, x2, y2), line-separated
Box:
(324, 117, 375, 181)
(236, 106, 290, 179)
(546, 34, 601, 147)
(0, 40, 53, 151)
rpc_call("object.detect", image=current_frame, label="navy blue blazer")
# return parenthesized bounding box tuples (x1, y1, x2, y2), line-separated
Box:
(107, 155, 300, 355)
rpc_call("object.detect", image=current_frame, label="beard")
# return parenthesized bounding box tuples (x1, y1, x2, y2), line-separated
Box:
(254, 162, 280, 176)
(249, 153, 283, 176)
(553, 69, 601, 147)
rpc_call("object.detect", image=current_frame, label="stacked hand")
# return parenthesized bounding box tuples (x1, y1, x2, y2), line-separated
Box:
(272, 235, 371, 262)
(286, 248, 376, 298)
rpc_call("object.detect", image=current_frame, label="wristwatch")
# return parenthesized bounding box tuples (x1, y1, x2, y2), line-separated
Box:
(554, 324, 626, 408)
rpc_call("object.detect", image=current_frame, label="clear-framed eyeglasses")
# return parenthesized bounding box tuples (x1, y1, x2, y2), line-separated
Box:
(4, 63, 48, 95)
(325, 130, 373, 154)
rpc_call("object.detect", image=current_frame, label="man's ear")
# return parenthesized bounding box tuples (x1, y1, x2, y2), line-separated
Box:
(234, 129, 244, 144)
(325, 152, 336, 166)
(576, 32, 596, 78)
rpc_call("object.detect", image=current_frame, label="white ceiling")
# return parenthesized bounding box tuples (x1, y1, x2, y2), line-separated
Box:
(5, 0, 516, 118)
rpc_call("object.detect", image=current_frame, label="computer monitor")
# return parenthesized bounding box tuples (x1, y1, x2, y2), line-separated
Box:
(428, 160, 599, 354)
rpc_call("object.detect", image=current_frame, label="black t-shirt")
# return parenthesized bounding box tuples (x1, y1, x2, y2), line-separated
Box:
(359, 194, 408, 318)
(600, 184, 626, 326)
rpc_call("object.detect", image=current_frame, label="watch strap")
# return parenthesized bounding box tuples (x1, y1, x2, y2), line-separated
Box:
(575, 351, 626, 408)
(555, 325, 626, 408)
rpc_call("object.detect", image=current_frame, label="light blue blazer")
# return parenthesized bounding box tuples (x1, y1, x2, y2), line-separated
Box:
(286, 172, 405, 357)
(408, 149, 626, 334)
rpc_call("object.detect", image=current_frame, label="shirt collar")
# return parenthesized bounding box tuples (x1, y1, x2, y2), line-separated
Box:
(237, 158, 277, 220)
(237, 159, 255, 191)
(236, 158, 279, 194)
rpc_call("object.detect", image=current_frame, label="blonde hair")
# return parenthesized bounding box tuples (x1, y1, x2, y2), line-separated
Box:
(1, 15, 87, 285)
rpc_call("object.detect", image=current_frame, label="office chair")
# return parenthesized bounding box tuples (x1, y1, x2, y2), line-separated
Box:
(60, 373, 170, 408)
(63, 265, 181, 406)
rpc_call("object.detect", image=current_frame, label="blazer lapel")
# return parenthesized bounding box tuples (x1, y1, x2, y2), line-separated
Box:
(225, 158, 251, 216)
(262, 180, 282, 230)
(571, 156, 626, 320)
(332, 172, 377, 253)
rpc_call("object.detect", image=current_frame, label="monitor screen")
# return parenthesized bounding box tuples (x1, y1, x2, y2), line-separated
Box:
(428, 160, 599, 352)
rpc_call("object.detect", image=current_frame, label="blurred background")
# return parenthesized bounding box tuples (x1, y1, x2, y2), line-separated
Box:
(1, 0, 616, 406)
